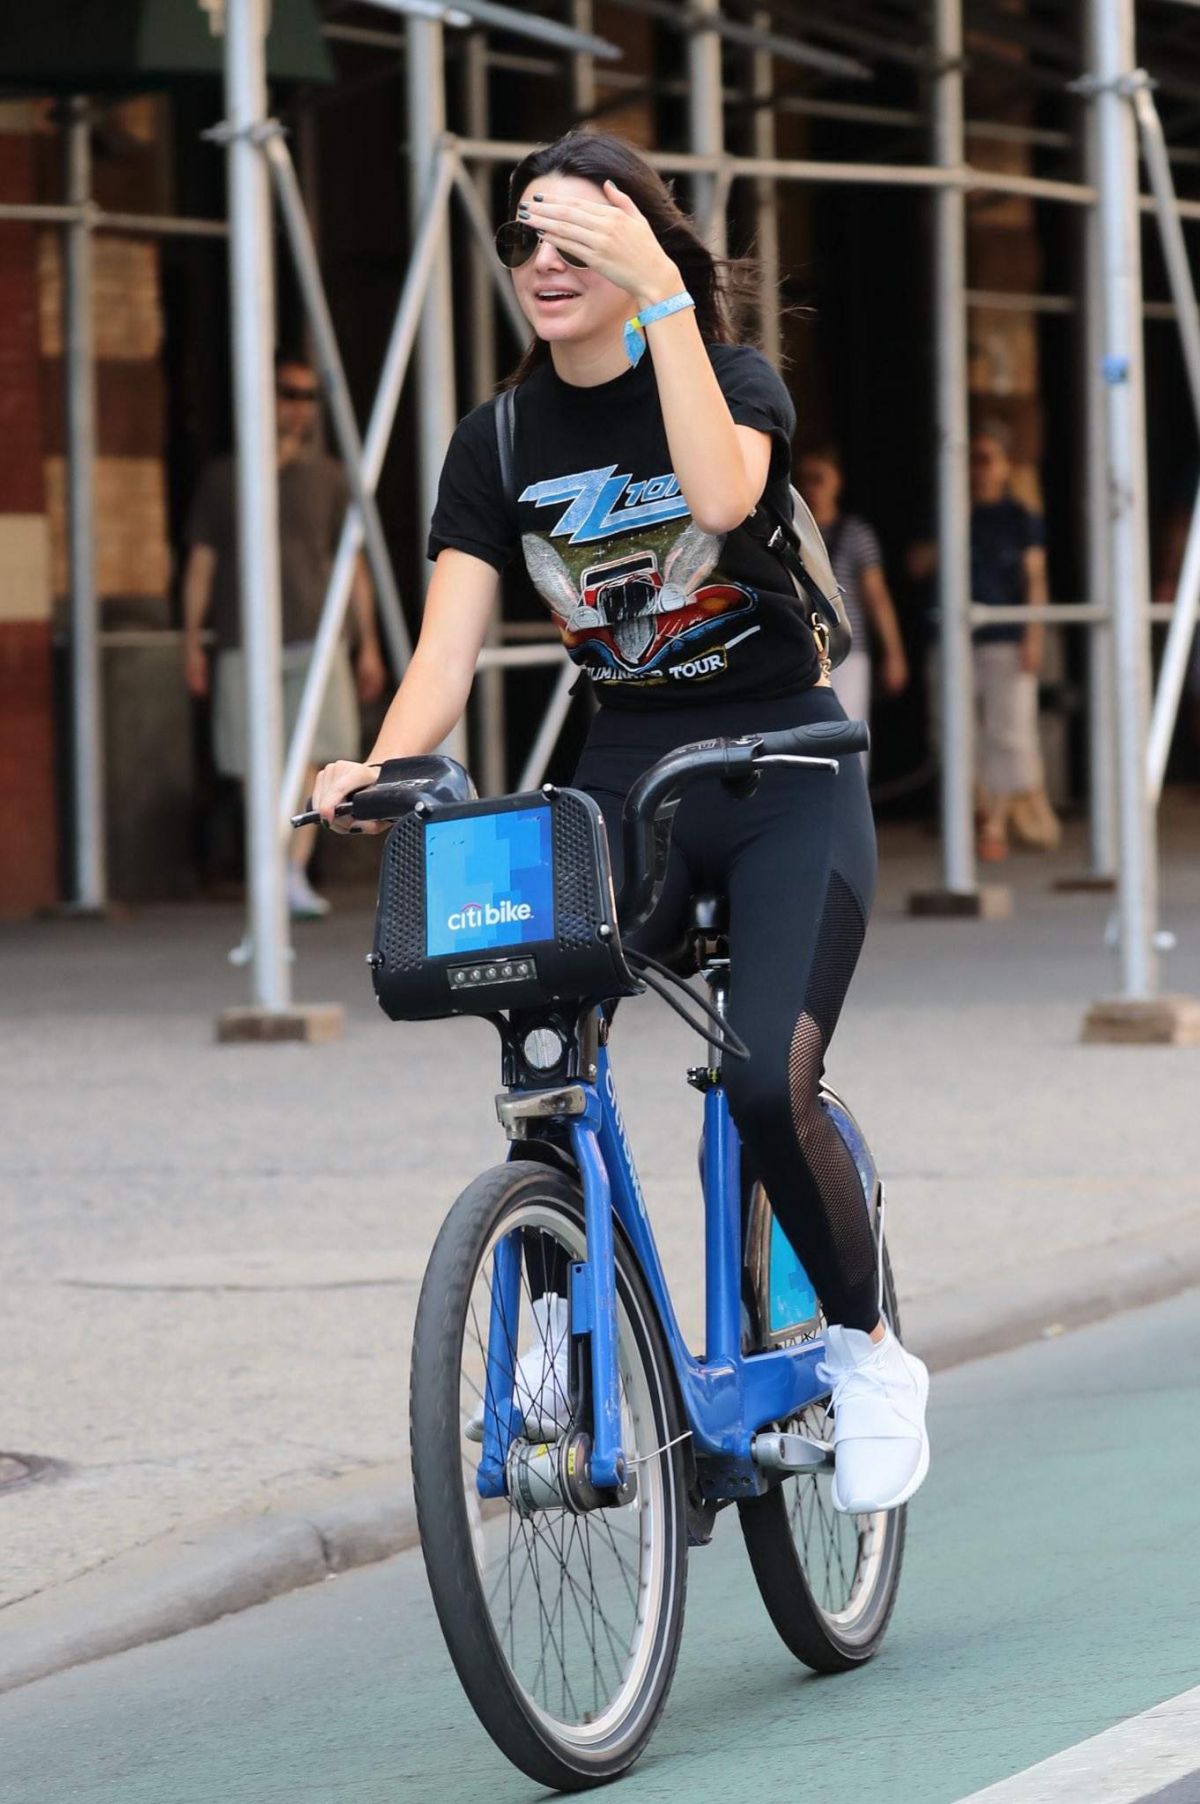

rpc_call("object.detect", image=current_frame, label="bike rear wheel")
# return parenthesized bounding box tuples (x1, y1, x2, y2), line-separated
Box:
(737, 1246, 907, 1672)
(410, 1160, 689, 1791)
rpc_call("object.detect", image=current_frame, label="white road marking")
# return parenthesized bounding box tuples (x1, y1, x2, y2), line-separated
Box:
(958, 1684, 1200, 1802)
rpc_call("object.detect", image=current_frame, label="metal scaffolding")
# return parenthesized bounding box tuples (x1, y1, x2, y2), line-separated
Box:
(62, 97, 104, 914)
(23, 0, 1200, 1025)
(221, 0, 290, 1010)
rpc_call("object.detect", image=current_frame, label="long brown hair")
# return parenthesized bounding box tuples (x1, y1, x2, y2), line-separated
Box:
(501, 131, 755, 388)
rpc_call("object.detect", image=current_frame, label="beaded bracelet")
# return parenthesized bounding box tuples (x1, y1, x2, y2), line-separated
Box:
(623, 291, 696, 366)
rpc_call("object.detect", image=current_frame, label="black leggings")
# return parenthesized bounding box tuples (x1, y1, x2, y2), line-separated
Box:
(575, 687, 880, 1332)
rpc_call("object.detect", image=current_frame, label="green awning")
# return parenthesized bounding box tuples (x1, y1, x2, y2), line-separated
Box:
(0, 0, 333, 93)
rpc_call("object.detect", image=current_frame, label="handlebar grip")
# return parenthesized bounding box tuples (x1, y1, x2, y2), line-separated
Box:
(349, 780, 423, 821)
(290, 777, 438, 830)
(755, 717, 869, 759)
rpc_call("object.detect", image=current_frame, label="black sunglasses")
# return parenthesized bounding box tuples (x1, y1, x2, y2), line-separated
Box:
(277, 384, 320, 402)
(494, 220, 586, 271)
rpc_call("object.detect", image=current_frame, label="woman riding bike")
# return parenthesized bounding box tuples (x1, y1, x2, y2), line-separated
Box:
(313, 130, 929, 1516)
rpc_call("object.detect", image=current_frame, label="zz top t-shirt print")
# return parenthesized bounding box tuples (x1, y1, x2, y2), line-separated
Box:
(427, 344, 823, 710)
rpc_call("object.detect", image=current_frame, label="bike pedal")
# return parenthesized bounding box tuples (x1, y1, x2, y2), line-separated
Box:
(751, 1430, 834, 1475)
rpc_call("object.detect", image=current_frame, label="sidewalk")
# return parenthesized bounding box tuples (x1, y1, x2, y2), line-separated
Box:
(2, 801, 1199, 1685)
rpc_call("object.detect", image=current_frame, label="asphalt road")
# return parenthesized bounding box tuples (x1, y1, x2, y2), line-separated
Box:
(2, 1289, 1198, 1804)
(8, 819, 1200, 1614)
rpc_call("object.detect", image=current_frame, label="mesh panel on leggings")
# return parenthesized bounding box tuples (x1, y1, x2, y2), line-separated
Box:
(787, 1011, 877, 1316)
(804, 871, 867, 1045)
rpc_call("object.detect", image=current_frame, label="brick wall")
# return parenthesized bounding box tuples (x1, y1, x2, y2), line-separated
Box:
(0, 104, 57, 916)
(0, 97, 177, 915)
(35, 98, 171, 620)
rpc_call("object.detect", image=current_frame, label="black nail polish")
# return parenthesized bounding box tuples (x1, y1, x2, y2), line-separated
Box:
(532, 192, 544, 201)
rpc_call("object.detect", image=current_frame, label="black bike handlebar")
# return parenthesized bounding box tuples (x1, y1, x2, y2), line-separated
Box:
(615, 716, 868, 933)
(290, 753, 475, 828)
(291, 718, 868, 938)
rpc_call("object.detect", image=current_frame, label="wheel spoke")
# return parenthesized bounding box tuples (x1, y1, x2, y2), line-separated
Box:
(437, 1193, 677, 1750)
(757, 1302, 900, 1640)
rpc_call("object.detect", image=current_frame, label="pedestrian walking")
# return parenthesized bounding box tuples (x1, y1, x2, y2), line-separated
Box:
(969, 423, 1059, 861)
(796, 444, 908, 747)
(181, 354, 386, 916)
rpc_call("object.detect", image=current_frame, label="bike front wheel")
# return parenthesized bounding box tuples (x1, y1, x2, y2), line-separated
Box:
(737, 1245, 907, 1673)
(410, 1160, 689, 1791)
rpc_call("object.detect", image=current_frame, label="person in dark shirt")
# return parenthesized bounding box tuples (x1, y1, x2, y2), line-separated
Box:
(797, 444, 908, 747)
(969, 424, 1057, 860)
(181, 356, 385, 917)
(312, 131, 929, 1515)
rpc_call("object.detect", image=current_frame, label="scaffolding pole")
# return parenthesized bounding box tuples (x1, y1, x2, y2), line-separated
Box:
(1133, 79, 1200, 804)
(1082, 84, 1118, 879)
(932, 0, 976, 898)
(463, 30, 505, 794)
(265, 132, 411, 673)
(454, 134, 1105, 207)
(1089, 0, 1158, 998)
(407, 15, 464, 763)
(274, 139, 532, 822)
(752, 13, 782, 368)
(571, 0, 598, 116)
(223, 0, 291, 1009)
(277, 146, 455, 834)
(689, 0, 727, 255)
(63, 97, 105, 912)
(463, 37, 499, 408)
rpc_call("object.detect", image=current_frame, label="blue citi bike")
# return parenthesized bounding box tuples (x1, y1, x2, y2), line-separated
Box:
(309, 713, 905, 1791)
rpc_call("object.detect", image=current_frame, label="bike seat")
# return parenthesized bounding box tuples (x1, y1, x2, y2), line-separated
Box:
(686, 891, 728, 936)
(650, 893, 729, 976)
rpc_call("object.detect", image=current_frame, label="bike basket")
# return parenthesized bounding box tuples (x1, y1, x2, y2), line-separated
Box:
(369, 787, 641, 1022)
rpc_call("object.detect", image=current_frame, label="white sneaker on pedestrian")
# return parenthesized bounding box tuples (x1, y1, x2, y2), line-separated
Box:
(818, 1323, 930, 1515)
(287, 867, 331, 919)
(465, 1294, 572, 1444)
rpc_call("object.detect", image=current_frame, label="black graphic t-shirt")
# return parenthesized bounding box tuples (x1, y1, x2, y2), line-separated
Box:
(427, 344, 822, 709)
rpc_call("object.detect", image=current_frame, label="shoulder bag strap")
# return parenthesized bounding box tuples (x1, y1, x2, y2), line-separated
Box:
(744, 499, 841, 632)
(494, 385, 517, 508)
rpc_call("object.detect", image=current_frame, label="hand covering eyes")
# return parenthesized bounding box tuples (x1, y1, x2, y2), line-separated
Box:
(494, 220, 587, 270)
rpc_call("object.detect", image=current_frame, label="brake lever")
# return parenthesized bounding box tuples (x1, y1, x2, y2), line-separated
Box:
(290, 800, 355, 829)
(720, 752, 839, 800)
(752, 753, 841, 774)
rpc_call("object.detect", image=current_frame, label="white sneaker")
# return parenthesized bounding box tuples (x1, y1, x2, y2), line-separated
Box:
(465, 1294, 571, 1444)
(287, 867, 331, 919)
(818, 1323, 930, 1515)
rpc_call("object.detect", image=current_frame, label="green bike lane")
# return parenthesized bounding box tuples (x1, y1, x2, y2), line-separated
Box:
(2, 1289, 1198, 1804)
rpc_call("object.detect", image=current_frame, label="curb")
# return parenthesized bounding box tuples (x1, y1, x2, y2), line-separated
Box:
(0, 1464, 417, 1698)
(4, 1216, 1199, 1700)
(908, 1210, 1200, 1375)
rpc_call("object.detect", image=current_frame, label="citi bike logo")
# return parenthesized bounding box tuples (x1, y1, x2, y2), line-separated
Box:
(604, 1064, 647, 1218)
(446, 898, 533, 933)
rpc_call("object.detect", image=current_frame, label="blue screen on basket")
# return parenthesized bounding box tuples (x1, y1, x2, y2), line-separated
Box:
(424, 806, 555, 958)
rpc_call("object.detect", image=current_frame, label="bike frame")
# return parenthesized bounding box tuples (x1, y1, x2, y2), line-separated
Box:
(476, 1041, 829, 1502)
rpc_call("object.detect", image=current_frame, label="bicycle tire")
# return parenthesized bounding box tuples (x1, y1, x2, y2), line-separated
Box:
(410, 1160, 689, 1791)
(737, 1246, 907, 1673)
